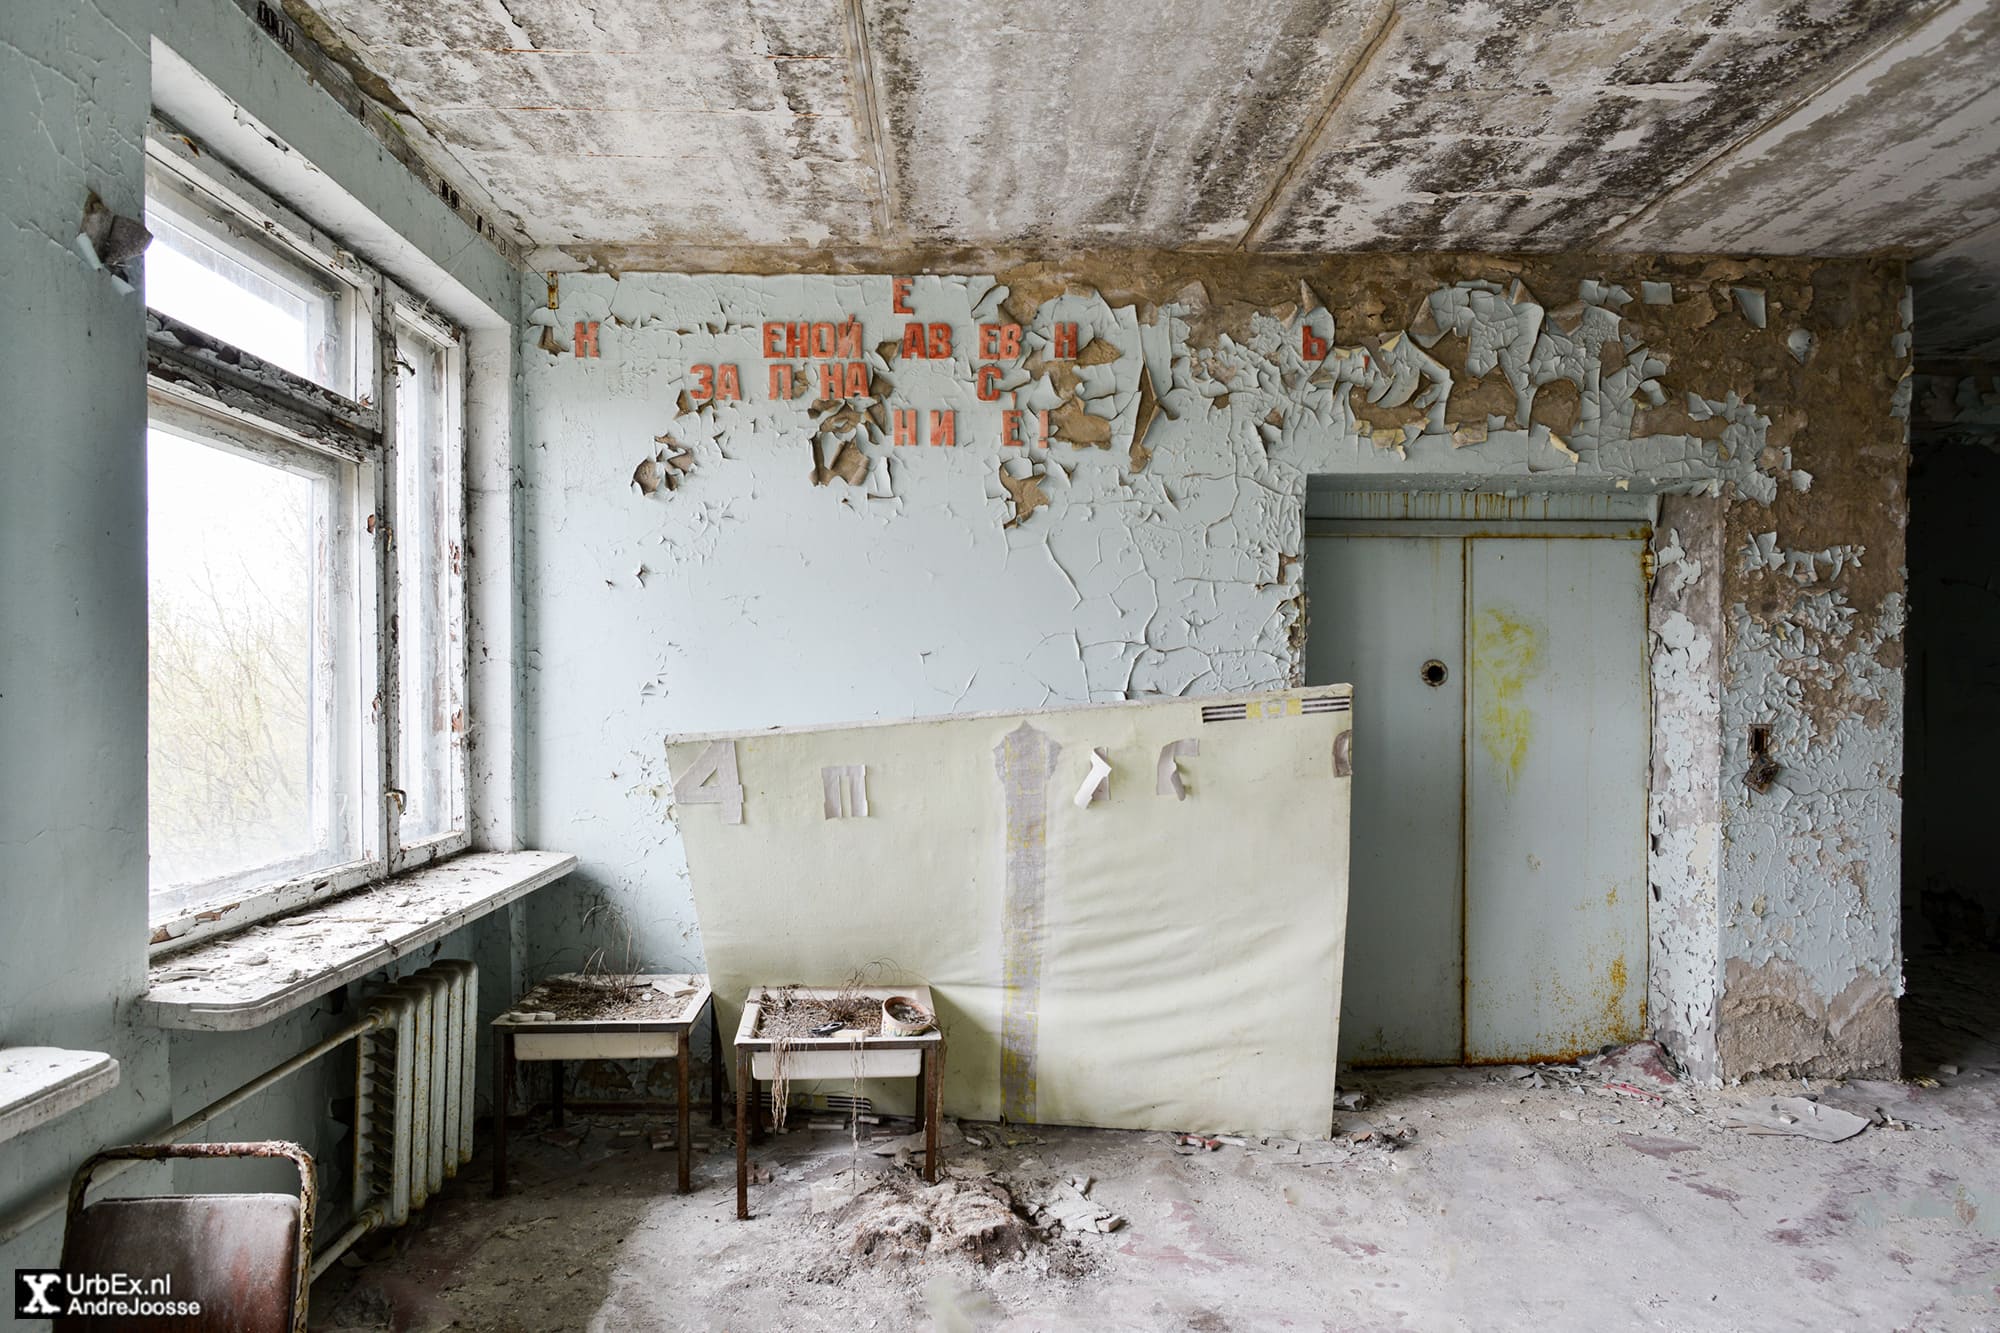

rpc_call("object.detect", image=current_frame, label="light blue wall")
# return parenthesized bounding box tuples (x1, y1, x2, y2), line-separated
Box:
(0, 0, 519, 1266)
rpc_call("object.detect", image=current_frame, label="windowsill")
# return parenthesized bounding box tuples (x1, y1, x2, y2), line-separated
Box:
(139, 850, 576, 1032)
(0, 1049, 121, 1145)
(149, 832, 470, 956)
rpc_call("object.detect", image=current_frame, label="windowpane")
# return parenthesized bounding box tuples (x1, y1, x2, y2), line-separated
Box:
(144, 181, 347, 391)
(395, 326, 458, 843)
(147, 425, 355, 901)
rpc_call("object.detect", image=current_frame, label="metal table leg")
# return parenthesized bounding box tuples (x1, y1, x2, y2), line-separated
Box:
(492, 1031, 512, 1196)
(734, 1045, 752, 1220)
(709, 1003, 724, 1127)
(676, 1029, 692, 1194)
(922, 1045, 941, 1184)
(550, 1058, 565, 1128)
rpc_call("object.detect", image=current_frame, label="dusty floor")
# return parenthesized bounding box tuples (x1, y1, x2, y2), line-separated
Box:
(313, 954, 2000, 1332)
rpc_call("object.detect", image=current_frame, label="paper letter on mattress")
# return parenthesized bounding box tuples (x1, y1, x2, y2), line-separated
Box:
(672, 740, 744, 824)
(1156, 739, 1199, 799)
(822, 765, 868, 819)
(1073, 748, 1112, 808)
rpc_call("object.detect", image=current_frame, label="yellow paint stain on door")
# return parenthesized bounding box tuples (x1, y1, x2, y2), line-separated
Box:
(1471, 606, 1543, 789)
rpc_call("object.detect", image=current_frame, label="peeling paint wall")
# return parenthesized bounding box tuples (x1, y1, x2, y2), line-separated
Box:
(1714, 272, 1910, 1079)
(1648, 497, 1725, 1083)
(517, 253, 1908, 1084)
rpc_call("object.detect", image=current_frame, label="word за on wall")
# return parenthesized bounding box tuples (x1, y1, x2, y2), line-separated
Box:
(683, 277, 1079, 449)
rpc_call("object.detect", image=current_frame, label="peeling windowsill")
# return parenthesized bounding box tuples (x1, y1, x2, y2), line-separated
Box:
(139, 850, 577, 1033)
(0, 1048, 121, 1145)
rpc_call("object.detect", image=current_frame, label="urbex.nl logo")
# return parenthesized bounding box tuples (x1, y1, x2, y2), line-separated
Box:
(14, 1271, 63, 1317)
(15, 1268, 200, 1320)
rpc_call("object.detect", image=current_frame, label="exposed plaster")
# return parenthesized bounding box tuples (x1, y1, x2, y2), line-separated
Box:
(1709, 265, 1910, 1079)
(518, 254, 1906, 1084)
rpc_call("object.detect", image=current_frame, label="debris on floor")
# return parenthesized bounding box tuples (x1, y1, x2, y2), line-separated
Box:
(303, 953, 2000, 1332)
(924, 1276, 1002, 1333)
(1024, 1175, 1125, 1234)
(1807, 1083, 1930, 1133)
(1581, 1039, 1682, 1088)
(1617, 1132, 1700, 1159)
(1721, 1096, 1871, 1142)
(868, 1120, 961, 1164)
(839, 1172, 1036, 1265)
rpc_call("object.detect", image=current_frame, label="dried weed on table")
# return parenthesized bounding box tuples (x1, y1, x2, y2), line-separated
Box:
(514, 974, 696, 1023)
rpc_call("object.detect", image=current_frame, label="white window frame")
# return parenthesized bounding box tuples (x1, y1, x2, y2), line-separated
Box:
(144, 119, 469, 951)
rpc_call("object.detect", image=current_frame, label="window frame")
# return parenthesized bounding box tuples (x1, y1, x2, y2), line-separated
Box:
(380, 295, 472, 872)
(143, 394, 375, 915)
(144, 119, 470, 951)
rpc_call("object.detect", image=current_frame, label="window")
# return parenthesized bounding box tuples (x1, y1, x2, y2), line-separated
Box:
(144, 126, 467, 934)
(146, 414, 361, 896)
(391, 315, 465, 846)
(145, 168, 358, 394)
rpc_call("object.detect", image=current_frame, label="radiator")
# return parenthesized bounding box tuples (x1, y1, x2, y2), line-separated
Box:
(352, 961, 478, 1227)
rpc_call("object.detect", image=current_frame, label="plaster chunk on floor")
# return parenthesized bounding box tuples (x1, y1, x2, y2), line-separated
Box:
(840, 1172, 1036, 1267)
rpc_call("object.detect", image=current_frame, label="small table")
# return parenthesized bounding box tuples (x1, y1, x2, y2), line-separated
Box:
(492, 973, 717, 1195)
(732, 984, 945, 1220)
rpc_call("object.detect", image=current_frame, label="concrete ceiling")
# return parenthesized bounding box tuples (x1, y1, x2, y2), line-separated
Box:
(296, 0, 2000, 357)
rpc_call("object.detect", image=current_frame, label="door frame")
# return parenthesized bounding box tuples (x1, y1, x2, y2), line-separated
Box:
(1305, 513, 1654, 1064)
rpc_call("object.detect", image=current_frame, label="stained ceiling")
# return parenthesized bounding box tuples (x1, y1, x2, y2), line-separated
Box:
(292, 0, 2000, 357)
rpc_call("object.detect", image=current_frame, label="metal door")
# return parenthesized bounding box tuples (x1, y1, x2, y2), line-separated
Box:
(1303, 536, 1464, 1063)
(1305, 519, 1649, 1063)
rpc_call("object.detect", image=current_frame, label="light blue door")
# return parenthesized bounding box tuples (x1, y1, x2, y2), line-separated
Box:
(1304, 534, 1464, 1064)
(1306, 524, 1648, 1063)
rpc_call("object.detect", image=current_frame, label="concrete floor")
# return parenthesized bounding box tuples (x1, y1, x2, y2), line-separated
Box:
(313, 955, 2000, 1332)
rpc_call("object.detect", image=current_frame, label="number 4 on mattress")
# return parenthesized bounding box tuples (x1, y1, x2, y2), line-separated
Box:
(672, 740, 744, 824)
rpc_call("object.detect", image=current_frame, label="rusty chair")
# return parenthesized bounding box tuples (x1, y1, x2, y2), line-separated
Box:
(56, 1141, 315, 1333)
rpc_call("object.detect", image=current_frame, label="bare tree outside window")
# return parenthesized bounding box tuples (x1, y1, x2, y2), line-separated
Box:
(147, 428, 325, 890)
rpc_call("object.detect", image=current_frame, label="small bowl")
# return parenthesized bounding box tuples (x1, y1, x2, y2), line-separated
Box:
(880, 995, 935, 1036)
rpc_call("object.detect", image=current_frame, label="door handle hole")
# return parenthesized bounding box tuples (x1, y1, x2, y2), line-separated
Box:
(1421, 659, 1449, 687)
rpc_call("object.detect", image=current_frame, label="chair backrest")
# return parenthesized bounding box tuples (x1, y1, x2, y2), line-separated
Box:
(54, 1141, 313, 1333)
(58, 1195, 300, 1332)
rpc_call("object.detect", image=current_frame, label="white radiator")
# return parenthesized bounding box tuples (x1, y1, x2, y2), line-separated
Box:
(353, 960, 477, 1226)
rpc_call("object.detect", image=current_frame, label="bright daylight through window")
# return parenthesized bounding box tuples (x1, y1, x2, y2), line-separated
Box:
(143, 137, 466, 928)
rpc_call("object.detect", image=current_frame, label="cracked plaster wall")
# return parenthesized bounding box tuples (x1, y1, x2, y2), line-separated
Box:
(518, 253, 1908, 1084)
(1713, 273, 1911, 1080)
(1648, 497, 1726, 1083)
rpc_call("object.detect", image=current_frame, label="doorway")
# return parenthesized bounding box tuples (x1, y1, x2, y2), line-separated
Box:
(1305, 498, 1651, 1064)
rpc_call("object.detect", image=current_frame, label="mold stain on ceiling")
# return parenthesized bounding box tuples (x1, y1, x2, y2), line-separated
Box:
(293, 0, 2000, 353)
